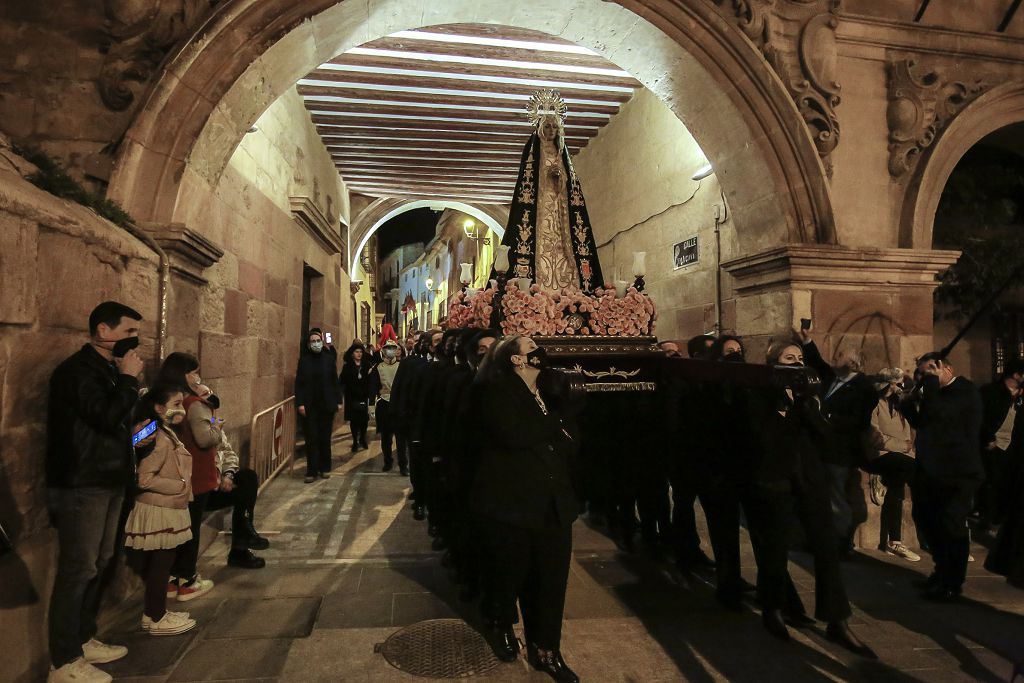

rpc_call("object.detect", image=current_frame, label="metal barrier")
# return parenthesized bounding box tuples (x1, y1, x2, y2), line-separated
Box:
(249, 396, 296, 493)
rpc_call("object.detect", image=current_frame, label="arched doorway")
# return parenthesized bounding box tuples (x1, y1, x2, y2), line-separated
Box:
(107, 0, 836, 257)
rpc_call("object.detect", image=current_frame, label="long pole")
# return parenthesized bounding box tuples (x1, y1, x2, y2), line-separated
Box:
(939, 263, 1024, 359)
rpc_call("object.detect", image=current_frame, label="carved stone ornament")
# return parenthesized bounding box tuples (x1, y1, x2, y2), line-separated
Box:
(886, 59, 989, 178)
(709, 0, 842, 174)
(99, 0, 222, 111)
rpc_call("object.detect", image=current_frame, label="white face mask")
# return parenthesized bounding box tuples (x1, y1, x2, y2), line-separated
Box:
(310, 341, 323, 352)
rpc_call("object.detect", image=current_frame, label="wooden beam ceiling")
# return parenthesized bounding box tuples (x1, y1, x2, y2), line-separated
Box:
(299, 24, 641, 203)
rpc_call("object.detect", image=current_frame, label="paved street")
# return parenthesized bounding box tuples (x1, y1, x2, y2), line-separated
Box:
(96, 435, 1024, 682)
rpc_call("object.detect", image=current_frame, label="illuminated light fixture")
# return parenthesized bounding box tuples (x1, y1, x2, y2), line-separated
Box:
(345, 47, 633, 79)
(316, 63, 635, 94)
(246, 125, 259, 133)
(691, 162, 714, 181)
(463, 219, 477, 238)
(389, 30, 600, 56)
(425, 277, 434, 291)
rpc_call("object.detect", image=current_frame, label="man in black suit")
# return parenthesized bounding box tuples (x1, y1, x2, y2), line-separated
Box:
(976, 360, 1024, 530)
(901, 352, 983, 601)
(391, 331, 433, 516)
(800, 330, 876, 557)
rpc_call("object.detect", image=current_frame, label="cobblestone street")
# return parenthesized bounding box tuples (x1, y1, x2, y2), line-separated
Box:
(90, 435, 1024, 683)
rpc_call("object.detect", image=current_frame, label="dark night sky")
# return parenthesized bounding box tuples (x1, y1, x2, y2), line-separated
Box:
(376, 208, 441, 259)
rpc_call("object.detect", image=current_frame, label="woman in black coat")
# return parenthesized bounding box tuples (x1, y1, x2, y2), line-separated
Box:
(471, 335, 580, 683)
(339, 342, 372, 452)
(742, 338, 875, 658)
(295, 329, 340, 483)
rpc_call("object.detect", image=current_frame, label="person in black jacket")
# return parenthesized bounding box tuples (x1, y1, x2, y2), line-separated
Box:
(410, 329, 451, 535)
(976, 360, 1024, 530)
(986, 400, 1024, 588)
(901, 352, 984, 601)
(294, 329, 340, 483)
(392, 331, 434, 519)
(743, 337, 876, 658)
(799, 329, 876, 557)
(46, 301, 150, 679)
(339, 341, 373, 453)
(471, 335, 581, 683)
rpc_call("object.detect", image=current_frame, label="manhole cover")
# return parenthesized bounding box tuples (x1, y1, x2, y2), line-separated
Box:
(380, 618, 501, 678)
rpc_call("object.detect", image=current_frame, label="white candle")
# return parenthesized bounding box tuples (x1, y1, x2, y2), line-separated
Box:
(614, 280, 629, 298)
(517, 278, 533, 293)
(632, 251, 646, 278)
(494, 245, 511, 273)
(459, 262, 474, 284)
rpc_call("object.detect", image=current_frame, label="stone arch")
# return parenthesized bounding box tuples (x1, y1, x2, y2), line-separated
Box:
(108, 0, 836, 255)
(901, 81, 1024, 248)
(350, 198, 507, 274)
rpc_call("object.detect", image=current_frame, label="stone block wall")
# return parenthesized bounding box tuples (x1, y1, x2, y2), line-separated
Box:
(572, 88, 739, 343)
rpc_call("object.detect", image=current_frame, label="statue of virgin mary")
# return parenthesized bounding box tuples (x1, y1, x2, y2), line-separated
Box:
(491, 90, 604, 293)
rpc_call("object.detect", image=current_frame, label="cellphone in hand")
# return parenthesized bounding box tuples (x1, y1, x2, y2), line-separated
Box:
(800, 318, 812, 330)
(132, 420, 158, 445)
(325, 332, 333, 344)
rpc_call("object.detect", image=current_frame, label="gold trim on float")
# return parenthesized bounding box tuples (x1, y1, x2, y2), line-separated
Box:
(584, 382, 656, 392)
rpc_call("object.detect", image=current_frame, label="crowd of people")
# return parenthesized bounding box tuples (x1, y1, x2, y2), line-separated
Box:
(43, 299, 1024, 683)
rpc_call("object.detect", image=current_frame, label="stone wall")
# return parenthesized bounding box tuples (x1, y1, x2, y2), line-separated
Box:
(573, 89, 737, 343)
(0, 142, 159, 683)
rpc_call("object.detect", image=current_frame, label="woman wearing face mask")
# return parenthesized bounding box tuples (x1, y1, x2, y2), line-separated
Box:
(471, 336, 580, 683)
(742, 336, 876, 658)
(863, 368, 921, 562)
(295, 330, 341, 482)
(157, 353, 267, 600)
(339, 341, 372, 454)
(124, 384, 197, 636)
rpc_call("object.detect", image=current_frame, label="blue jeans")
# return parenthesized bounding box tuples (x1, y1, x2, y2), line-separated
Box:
(47, 486, 125, 667)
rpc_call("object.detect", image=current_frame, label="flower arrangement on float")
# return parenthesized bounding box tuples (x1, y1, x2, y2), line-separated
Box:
(444, 279, 656, 337)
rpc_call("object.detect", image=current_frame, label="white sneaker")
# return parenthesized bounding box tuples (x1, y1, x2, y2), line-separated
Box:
(81, 638, 127, 664)
(176, 575, 214, 602)
(47, 658, 112, 683)
(886, 542, 921, 562)
(141, 610, 190, 630)
(146, 611, 197, 636)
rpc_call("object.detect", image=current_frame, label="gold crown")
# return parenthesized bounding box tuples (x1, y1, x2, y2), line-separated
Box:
(526, 89, 568, 126)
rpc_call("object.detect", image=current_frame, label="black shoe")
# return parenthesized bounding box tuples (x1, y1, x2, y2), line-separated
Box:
(432, 536, 448, 552)
(739, 578, 757, 593)
(527, 644, 579, 683)
(399, 467, 409, 477)
(485, 623, 520, 662)
(441, 550, 454, 568)
(762, 609, 791, 642)
(304, 475, 316, 484)
(319, 472, 331, 479)
(242, 519, 270, 550)
(382, 461, 394, 472)
(615, 533, 637, 554)
(690, 549, 716, 569)
(921, 586, 961, 603)
(427, 524, 440, 538)
(783, 611, 816, 629)
(826, 621, 877, 659)
(413, 504, 426, 521)
(912, 573, 940, 591)
(715, 592, 744, 612)
(228, 548, 266, 569)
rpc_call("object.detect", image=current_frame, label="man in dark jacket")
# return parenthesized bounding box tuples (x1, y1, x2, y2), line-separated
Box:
(800, 330, 876, 557)
(294, 329, 341, 482)
(46, 301, 146, 680)
(976, 360, 1024, 530)
(392, 331, 436, 519)
(902, 352, 984, 601)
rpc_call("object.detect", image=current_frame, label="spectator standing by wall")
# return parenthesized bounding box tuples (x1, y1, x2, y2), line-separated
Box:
(901, 353, 983, 602)
(976, 361, 1024, 532)
(863, 368, 920, 561)
(295, 329, 341, 483)
(124, 384, 197, 637)
(340, 341, 372, 453)
(46, 301, 146, 683)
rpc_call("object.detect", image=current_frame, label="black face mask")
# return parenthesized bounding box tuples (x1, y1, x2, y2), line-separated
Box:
(722, 351, 745, 363)
(526, 347, 548, 369)
(111, 336, 140, 358)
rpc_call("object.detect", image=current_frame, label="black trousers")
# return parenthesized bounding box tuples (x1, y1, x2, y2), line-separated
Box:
(637, 463, 672, 545)
(745, 471, 852, 623)
(480, 514, 573, 650)
(699, 482, 745, 599)
(375, 400, 407, 468)
(302, 410, 336, 476)
(863, 452, 916, 545)
(349, 413, 369, 448)
(912, 471, 979, 591)
(170, 469, 260, 579)
(979, 447, 1010, 525)
(669, 460, 704, 564)
(409, 440, 429, 503)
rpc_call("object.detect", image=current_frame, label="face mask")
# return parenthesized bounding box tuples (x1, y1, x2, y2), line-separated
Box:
(383, 349, 396, 360)
(723, 351, 745, 363)
(525, 347, 548, 369)
(111, 336, 140, 358)
(164, 407, 186, 424)
(310, 341, 323, 352)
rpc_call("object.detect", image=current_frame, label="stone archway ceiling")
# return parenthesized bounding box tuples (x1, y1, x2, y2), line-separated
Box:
(297, 24, 642, 204)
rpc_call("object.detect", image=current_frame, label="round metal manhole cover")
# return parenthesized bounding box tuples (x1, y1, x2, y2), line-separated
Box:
(380, 618, 501, 678)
